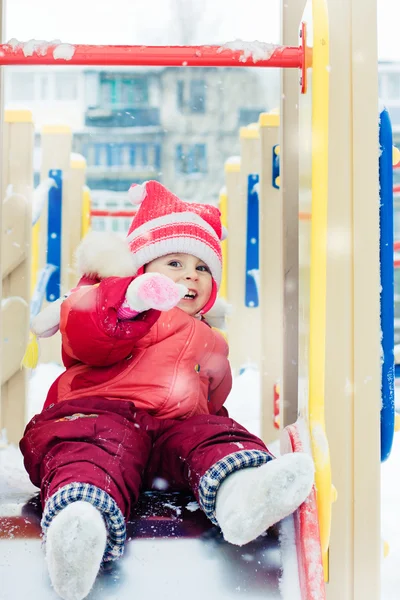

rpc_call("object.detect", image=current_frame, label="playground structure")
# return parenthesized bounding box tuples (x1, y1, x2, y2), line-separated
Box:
(0, 0, 393, 599)
(1, 118, 90, 443)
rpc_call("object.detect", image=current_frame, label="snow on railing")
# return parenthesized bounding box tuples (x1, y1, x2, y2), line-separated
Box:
(0, 38, 303, 68)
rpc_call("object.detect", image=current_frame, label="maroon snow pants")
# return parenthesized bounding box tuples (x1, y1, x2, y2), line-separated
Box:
(20, 397, 270, 518)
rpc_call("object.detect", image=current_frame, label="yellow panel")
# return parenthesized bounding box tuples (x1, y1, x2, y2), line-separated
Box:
(42, 125, 71, 134)
(240, 124, 260, 139)
(81, 186, 92, 238)
(219, 189, 228, 300)
(4, 110, 33, 123)
(224, 159, 241, 173)
(259, 112, 280, 128)
(393, 145, 400, 166)
(31, 222, 40, 295)
(395, 412, 400, 432)
(71, 158, 87, 169)
(308, 0, 332, 576)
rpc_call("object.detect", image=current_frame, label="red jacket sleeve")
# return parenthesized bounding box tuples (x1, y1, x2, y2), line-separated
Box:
(60, 276, 160, 367)
(206, 329, 233, 416)
(208, 367, 232, 416)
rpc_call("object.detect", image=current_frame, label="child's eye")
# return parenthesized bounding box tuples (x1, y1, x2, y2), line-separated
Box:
(168, 260, 181, 268)
(196, 265, 211, 274)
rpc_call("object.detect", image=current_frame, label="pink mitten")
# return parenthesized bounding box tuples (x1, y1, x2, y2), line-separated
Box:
(118, 273, 187, 319)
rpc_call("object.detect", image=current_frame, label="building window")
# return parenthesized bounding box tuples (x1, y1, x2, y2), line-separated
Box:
(55, 73, 78, 101)
(83, 144, 96, 166)
(394, 165, 400, 186)
(100, 76, 117, 106)
(99, 75, 149, 107)
(176, 144, 207, 175)
(190, 80, 206, 113)
(378, 74, 384, 99)
(387, 73, 400, 101)
(10, 73, 34, 102)
(95, 144, 109, 167)
(40, 76, 49, 100)
(121, 77, 149, 105)
(121, 145, 131, 167)
(238, 108, 265, 127)
(92, 219, 106, 232)
(84, 142, 161, 170)
(177, 80, 185, 111)
(177, 80, 206, 113)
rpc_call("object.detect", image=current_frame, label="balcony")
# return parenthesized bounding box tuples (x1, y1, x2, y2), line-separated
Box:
(85, 106, 161, 128)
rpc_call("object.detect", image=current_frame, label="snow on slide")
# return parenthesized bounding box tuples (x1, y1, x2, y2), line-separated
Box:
(0, 365, 323, 599)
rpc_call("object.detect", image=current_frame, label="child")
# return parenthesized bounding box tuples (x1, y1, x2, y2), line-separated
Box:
(21, 181, 314, 600)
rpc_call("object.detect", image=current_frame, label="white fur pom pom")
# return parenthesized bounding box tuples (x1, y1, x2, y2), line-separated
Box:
(128, 182, 147, 205)
(75, 231, 136, 278)
(221, 226, 228, 241)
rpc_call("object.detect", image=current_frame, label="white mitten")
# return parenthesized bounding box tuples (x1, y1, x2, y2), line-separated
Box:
(125, 273, 187, 313)
(31, 298, 63, 338)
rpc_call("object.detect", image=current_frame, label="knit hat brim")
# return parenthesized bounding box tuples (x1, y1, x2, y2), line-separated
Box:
(127, 210, 223, 287)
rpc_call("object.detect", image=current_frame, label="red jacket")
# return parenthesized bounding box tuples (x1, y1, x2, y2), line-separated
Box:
(45, 276, 232, 419)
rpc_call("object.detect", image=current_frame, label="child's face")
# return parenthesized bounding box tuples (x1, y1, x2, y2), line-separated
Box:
(145, 253, 213, 316)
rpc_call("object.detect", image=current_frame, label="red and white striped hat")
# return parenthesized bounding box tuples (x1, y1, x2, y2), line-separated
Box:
(126, 180, 226, 288)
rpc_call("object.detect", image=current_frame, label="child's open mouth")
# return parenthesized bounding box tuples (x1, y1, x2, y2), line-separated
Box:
(183, 290, 197, 300)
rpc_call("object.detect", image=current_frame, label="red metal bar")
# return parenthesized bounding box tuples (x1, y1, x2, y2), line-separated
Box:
(0, 42, 303, 68)
(281, 424, 325, 600)
(394, 241, 400, 251)
(91, 209, 136, 217)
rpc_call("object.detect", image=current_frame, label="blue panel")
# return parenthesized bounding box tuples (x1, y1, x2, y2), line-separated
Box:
(245, 174, 260, 308)
(46, 169, 62, 302)
(272, 145, 280, 189)
(379, 108, 395, 462)
(30, 264, 57, 320)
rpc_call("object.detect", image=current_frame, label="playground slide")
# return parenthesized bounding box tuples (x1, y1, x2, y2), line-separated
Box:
(0, 420, 323, 600)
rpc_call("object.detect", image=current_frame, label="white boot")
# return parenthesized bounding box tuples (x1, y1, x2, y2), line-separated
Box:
(215, 452, 315, 546)
(45, 501, 107, 600)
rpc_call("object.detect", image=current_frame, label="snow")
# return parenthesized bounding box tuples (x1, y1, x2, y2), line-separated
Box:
(6, 38, 75, 61)
(252, 181, 260, 196)
(217, 39, 278, 63)
(381, 432, 400, 599)
(224, 155, 241, 167)
(0, 365, 399, 598)
(247, 268, 260, 301)
(185, 501, 199, 512)
(8, 38, 60, 57)
(32, 178, 57, 226)
(52, 43, 75, 61)
(279, 516, 301, 600)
